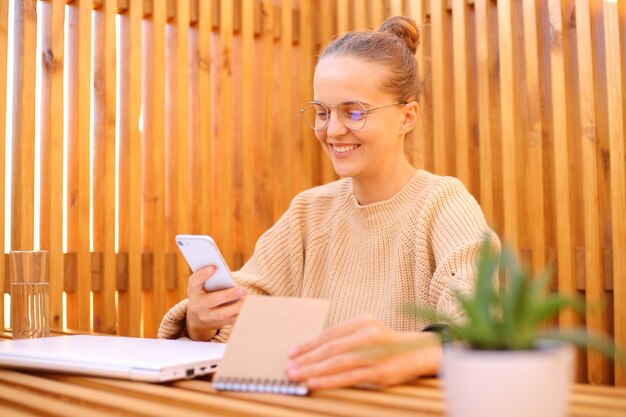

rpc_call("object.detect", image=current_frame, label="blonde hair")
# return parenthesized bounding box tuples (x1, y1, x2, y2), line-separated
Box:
(318, 16, 422, 102)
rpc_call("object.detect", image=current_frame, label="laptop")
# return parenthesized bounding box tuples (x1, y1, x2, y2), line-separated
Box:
(0, 335, 226, 382)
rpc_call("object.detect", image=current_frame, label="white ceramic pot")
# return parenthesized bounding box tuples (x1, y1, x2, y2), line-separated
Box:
(442, 342, 574, 417)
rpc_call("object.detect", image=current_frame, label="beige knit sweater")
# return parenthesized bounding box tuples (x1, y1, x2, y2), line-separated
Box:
(158, 170, 499, 341)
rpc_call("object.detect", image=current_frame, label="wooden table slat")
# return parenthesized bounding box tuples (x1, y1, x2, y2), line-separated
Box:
(53, 375, 324, 417)
(0, 403, 42, 417)
(569, 392, 626, 411)
(315, 387, 445, 414)
(0, 379, 110, 417)
(0, 370, 208, 417)
(0, 365, 624, 417)
(178, 379, 425, 417)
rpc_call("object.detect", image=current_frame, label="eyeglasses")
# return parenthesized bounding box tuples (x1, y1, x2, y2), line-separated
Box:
(299, 100, 407, 131)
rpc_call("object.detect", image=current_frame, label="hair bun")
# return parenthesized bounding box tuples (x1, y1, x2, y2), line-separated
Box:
(378, 16, 420, 55)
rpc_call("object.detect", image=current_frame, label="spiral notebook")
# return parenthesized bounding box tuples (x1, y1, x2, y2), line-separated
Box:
(213, 295, 330, 395)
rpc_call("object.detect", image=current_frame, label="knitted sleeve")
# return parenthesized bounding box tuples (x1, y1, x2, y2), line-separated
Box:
(425, 177, 500, 320)
(233, 196, 305, 296)
(157, 197, 305, 340)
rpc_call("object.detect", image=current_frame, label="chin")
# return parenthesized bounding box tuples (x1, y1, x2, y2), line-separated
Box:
(331, 162, 360, 179)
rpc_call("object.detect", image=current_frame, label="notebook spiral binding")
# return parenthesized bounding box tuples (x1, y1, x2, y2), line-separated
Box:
(213, 377, 309, 396)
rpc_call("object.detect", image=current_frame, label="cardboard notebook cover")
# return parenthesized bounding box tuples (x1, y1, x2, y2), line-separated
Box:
(213, 295, 330, 395)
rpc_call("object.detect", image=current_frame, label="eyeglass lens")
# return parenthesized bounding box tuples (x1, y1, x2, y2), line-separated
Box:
(301, 101, 368, 131)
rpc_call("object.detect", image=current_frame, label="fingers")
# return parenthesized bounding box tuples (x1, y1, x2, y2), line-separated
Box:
(202, 286, 247, 308)
(307, 367, 378, 390)
(289, 342, 442, 390)
(287, 349, 372, 382)
(289, 315, 380, 358)
(289, 324, 385, 368)
(186, 266, 247, 338)
(194, 296, 246, 328)
(286, 316, 444, 390)
(286, 316, 391, 385)
(187, 266, 217, 295)
(187, 265, 246, 307)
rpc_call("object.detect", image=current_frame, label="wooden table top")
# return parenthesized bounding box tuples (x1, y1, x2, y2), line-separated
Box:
(0, 368, 625, 417)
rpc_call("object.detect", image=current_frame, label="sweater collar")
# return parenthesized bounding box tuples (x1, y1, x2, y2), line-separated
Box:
(341, 170, 428, 229)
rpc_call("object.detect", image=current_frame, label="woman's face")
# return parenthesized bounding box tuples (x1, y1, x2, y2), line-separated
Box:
(312, 55, 415, 182)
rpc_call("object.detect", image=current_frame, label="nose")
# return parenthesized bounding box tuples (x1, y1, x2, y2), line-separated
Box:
(325, 109, 349, 137)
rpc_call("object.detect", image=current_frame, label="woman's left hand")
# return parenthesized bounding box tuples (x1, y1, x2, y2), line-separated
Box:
(285, 315, 442, 390)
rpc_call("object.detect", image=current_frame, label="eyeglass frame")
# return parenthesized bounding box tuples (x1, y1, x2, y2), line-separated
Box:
(299, 100, 408, 131)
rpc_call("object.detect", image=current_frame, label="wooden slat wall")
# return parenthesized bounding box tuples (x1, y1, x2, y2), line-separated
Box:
(0, 0, 625, 386)
(0, 0, 9, 330)
(603, 0, 626, 386)
(39, 0, 65, 332)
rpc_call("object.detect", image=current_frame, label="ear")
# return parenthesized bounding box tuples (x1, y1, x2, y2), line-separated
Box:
(399, 101, 419, 135)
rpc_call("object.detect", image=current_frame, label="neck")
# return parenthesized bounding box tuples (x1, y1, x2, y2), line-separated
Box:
(352, 159, 417, 205)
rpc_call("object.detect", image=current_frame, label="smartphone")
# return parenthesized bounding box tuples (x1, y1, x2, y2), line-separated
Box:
(175, 234, 236, 292)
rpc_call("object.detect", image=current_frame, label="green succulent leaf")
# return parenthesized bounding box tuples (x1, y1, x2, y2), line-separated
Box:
(404, 236, 625, 369)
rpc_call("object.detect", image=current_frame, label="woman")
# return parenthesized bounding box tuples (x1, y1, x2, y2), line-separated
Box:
(159, 16, 499, 389)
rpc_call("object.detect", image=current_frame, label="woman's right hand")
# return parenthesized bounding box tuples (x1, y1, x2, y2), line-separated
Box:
(186, 265, 247, 341)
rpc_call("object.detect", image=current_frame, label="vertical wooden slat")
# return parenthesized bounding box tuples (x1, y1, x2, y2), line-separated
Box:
(406, 1, 425, 169)
(196, 0, 212, 243)
(430, 1, 453, 176)
(536, 0, 557, 282)
(497, 0, 520, 250)
(103, 0, 117, 334)
(368, 0, 384, 29)
(318, 0, 336, 185)
(76, 0, 93, 332)
(561, 2, 585, 299)
(575, 0, 603, 384)
(186, 0, 211, 246)
(116, 7, 131, 335)
(141, 0, 156, 337)
(276, 0, 293, 219)
(420, 3, 435, 174)
(146, 0, 167, 335)
(354, 0, 367, 30)
(257, 0, 274, 239)
(215, 0, 233, 266)
(546, 0, 579, 338)
(40, 0, 65, 332)
(127, 0, 143, 337)
(230, 2, 243, 269)
(173, 1, 190, 300)
(10, 0, 37, 251)
(603, 0, 626, 386)
(188, 4, 201, 238)
(465, 2, 479, 198)
(39, 1, 52, 255)
(474, 0, 494, 224)
(0, 0, 9, 329)
(521, 0, 546, 274)
(451, 0, 470, 188)
(299, 0, 314, 192)
(269, 3, 283, 228)
(337, 0, 349, 34)
(92, 0, 106, 333)
(389, 0, 402, 17)
(164, 4, 178, 299)
(150, 0, 170, 326)
(241, 0, 254, 261)
(65, 4, 79, 330)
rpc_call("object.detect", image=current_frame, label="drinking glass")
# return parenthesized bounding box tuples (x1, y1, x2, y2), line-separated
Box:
(10, 251, 50, 339)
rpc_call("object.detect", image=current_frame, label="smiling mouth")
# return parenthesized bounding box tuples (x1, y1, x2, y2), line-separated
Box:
(330, 144, 360, 153)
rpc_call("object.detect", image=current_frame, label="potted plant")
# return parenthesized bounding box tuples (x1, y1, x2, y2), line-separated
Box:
(408, 239, 625, 417)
